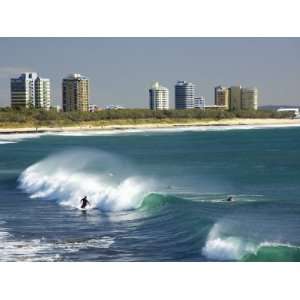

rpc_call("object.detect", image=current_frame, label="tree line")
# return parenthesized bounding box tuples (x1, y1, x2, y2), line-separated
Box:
(0, 107, 294, 127)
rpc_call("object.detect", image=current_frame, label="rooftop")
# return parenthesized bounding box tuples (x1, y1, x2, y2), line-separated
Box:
(64, 73, 89, 80)
(150, 81, 168, 91)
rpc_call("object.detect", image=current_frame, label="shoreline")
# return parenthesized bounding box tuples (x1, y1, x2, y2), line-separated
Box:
(1, 118, 300, 134)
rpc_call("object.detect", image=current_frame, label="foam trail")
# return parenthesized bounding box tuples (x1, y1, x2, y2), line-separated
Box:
(19, 149, 152, 212)
(0, 141, 16, 144)
(0, 222, 115, 261)
(0, 133, 43, 143)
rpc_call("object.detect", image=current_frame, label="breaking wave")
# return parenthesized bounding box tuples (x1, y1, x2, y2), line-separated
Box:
(202, 223, 300, 261)
(18, 149, 153, 212)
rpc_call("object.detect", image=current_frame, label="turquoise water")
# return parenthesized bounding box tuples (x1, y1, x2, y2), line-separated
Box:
(0, 125, 300, 261)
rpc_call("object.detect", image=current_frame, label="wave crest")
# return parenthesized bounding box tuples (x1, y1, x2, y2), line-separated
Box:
(202, 223, 300, 261)
(19, 149, 152, 212)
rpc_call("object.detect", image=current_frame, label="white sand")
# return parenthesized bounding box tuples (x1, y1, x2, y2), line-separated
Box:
(1, 118, 300, 134)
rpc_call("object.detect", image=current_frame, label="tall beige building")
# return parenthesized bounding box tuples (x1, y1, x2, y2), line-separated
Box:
(241, 87, 258, 110)
(62, 73, 89, 112)
(215, 86, 229, 109)
(229, 86, 242, 111)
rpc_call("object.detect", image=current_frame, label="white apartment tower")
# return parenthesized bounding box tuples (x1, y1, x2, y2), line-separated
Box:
(149, 82, 169, 110)
(241, 87, 258, 110)
(35, 77, 51, 110)
(194, 96, 205, 109)
(11, 72, 51, 110)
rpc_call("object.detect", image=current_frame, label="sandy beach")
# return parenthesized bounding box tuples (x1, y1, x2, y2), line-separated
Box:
(0, 118, 300, 134)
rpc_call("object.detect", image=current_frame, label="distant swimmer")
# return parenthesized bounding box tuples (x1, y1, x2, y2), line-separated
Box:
(80, 196, 90, 209)
(226, 196, 233, 202)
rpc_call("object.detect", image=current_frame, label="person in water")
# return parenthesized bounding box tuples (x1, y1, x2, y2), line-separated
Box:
(226, 196, 233, 202)
(80, 196, 90, 209)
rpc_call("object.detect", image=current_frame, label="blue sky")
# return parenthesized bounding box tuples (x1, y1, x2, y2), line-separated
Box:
(0, 38, 299, 108)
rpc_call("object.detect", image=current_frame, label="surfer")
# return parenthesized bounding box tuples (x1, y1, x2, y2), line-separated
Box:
(226, 196, 233, 202)
(80, 196, 90, 209)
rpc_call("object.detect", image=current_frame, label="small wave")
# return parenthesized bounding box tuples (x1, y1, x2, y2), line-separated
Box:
(0, 133, 44, 145)
(1, 123, 300, 142)
(242, 242, 300, 262)
(202, 223, 300, 261)
(19, 149, 153, 212)
(0, 141, 17, 144)
(46, 123, 300, 137)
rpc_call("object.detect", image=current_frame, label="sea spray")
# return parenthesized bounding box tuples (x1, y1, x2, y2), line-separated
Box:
(201, 223, 300, 261)
(19, 149, 152, 212)
(202, 223, 257, 261)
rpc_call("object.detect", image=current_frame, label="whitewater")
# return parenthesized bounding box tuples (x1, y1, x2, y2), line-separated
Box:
(19, 149, 152, 212)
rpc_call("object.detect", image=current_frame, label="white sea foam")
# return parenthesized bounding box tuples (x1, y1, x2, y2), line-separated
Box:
(0, 133, 44, 145)
(202, 224, 257, 260)
(0, 230, 114, 261)
(202, 223, 300, 261)
(0, 141, 17, 144)
(47, 123, 300, 137)
(19, 149, 152, 212)
(0, 220, 115, 261)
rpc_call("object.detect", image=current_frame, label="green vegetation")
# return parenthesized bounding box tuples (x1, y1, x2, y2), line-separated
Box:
(0, 107, 294, 128)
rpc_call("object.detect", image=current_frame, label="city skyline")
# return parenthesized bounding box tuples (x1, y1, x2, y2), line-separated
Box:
(0, 38, 300, 107)
(9, 72, 258, 111)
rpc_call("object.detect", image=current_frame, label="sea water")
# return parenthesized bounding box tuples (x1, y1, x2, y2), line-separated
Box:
(0, 125, 300, 261)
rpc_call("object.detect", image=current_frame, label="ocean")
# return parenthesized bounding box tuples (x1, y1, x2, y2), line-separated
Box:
(0, 124, 300, 261)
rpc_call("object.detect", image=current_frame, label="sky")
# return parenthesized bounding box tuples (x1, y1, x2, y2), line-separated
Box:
(0, 37, 300, 108)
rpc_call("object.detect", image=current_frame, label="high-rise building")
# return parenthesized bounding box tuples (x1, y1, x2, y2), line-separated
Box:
(11, 72, 51, 109)
(175, 81, 195, 109)
(149, 81, 169, 110)
(215, 86, 229, 109)
(241, 87, 258, 110)
(35, 77, 51, 110)
(229, 86, 242, 111)
(62, 74, 89, 112)
(194, 96, 205, 109)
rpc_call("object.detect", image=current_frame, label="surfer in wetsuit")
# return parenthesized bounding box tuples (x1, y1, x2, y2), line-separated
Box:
(226, 196, 233, 202)
(80, 196, 90, 209)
